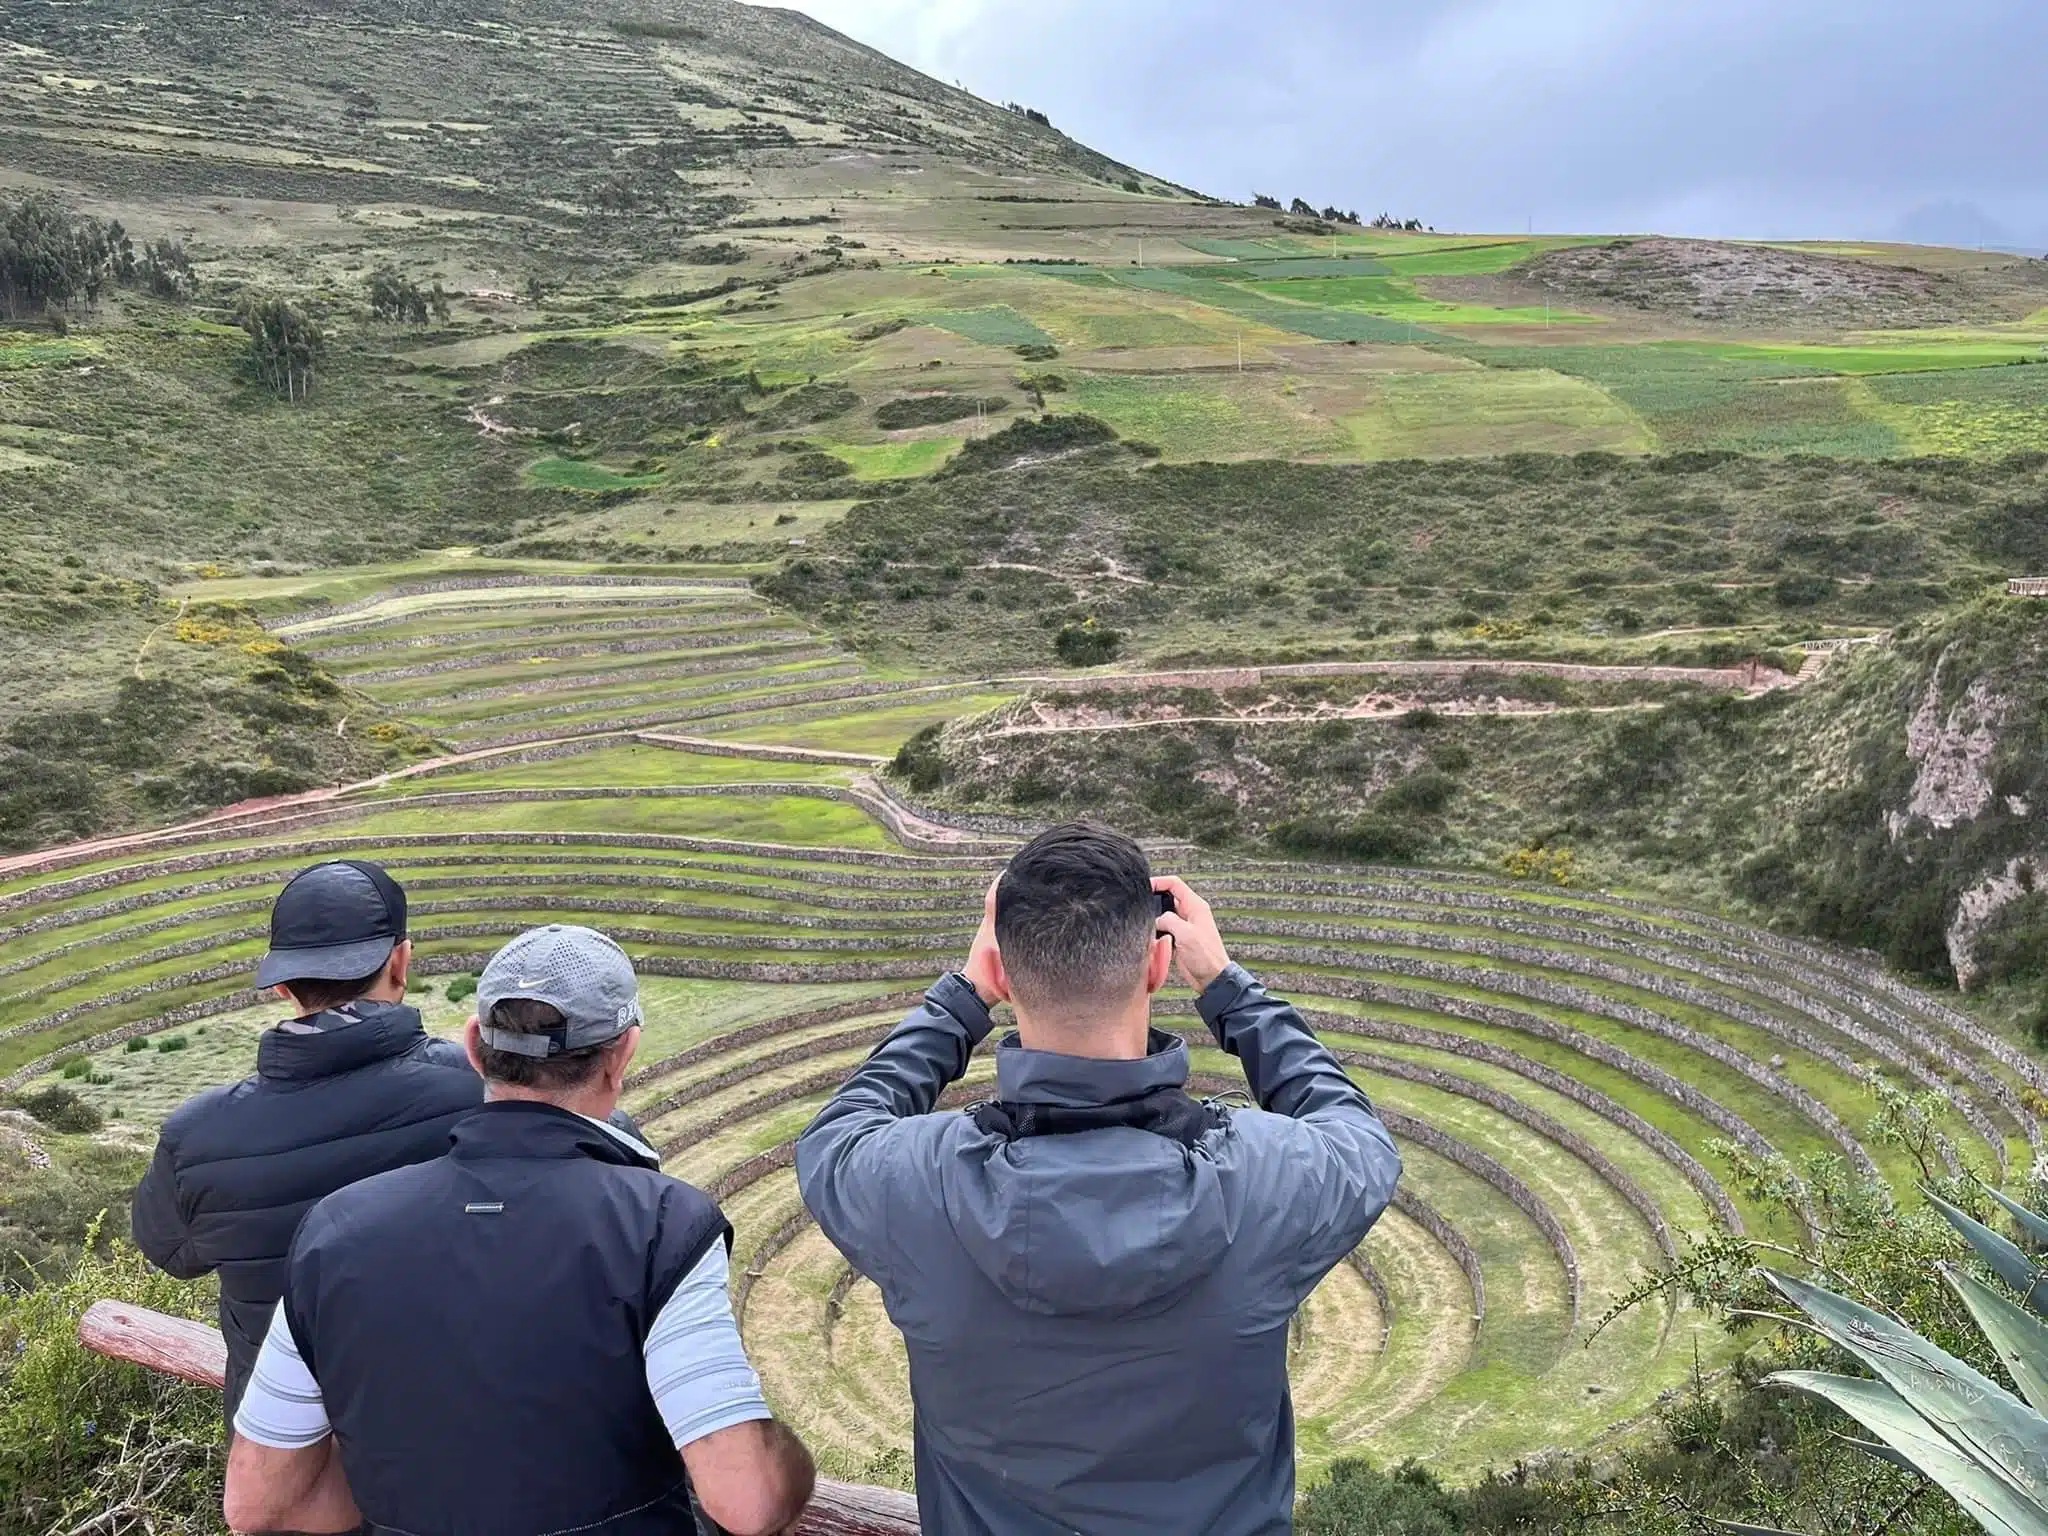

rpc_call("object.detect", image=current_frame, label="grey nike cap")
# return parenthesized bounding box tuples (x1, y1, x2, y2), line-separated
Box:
(475, 924, 644, 1058)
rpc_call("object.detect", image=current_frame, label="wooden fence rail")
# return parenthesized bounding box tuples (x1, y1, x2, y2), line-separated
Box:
(78, 1301, 921, 1534)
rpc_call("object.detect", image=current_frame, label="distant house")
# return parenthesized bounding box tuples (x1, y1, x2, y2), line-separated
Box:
(2010, 578, 2048, 597)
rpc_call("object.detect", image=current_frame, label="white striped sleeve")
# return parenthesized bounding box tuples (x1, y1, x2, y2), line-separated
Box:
(232, 1300, 332, 1450)
(644, 1241, 772, 1448)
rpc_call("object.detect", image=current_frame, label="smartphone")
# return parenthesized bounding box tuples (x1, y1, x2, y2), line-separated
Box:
(1154, 890, 1177, 920)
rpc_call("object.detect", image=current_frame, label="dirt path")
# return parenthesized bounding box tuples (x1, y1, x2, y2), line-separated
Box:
(994, 700, 1650, 737)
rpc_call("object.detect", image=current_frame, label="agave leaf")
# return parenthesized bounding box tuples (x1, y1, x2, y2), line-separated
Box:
(1984, 1187, 2048, 1252)
(1949, 1264, 2048, 1415)
(1768, 1370, 2048, 1536)
(1762, 1271, 2048, 1515)
(1839, 1433, 1919, 1473)
(1929, 1191, 2048, 1308)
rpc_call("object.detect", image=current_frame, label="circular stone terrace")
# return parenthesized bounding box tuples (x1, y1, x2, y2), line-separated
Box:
(6, 572, 2029, 1484)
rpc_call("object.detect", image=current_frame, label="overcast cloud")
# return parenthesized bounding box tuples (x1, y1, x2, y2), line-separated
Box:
(763, 0, 2048, 250)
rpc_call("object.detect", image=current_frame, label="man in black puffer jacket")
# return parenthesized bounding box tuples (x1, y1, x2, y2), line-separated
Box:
(131, 860, 483, 1419)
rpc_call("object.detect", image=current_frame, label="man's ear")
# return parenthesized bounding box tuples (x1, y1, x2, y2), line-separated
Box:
(387, 939, 412, 992)
(608, 1025, 642, 1088)
(1143, 934, 1173, 996)
(272, 983, 301, 1011)
(462, 1016, 486, 1077)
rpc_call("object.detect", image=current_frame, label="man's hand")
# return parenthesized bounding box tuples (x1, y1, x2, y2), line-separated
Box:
(1153, 875, 1232, 993)
(962, 875, 1008, 1008)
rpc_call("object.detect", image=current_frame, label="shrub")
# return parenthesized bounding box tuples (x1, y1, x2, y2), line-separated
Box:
(0, 1220, 225, 1534)
(874, 393, 1006, 431)
(1053, 619, 1124, 667)
(124, 1037, 150, 1054)
(1503, 845, 1578, 885)
(1772, 572, 1835, 607)
(1377, 770, 1458, 816)
(444, 976, 477, 1004)
(889, 724, 948, 794)
(1296, 1459, 1460, 1536)
(55, 1056, 89, 1081)
(939, 412, 1114, 476)
(8, 1087, 102, 1135)
(1270, 816, 1428, 864)
(154, 1035, 188, 1054)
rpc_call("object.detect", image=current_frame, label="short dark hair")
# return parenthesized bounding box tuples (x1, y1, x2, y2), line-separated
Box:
(994, 822, 1155, 1010)
(278, 969, 385, 1015)
(475, 997, 610, 1091)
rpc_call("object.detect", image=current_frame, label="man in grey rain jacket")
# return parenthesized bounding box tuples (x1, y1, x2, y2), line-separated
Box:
(796, 822, 1402, 1535)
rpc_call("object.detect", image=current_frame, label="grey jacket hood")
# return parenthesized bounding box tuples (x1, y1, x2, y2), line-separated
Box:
(951, 1029, 1237, 1319)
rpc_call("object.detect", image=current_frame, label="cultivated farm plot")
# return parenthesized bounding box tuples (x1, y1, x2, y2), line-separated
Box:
(6, 739, 2035, 1480)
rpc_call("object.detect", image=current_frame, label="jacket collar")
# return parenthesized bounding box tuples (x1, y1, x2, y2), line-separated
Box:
(256, 1000, 428, 1083)
(993, 1028, 1190, 1108)
(448, 1100, 660, 1170)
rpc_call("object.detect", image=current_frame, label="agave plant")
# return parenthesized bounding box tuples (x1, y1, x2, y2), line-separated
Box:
(1751, 1186, 2048, 1536)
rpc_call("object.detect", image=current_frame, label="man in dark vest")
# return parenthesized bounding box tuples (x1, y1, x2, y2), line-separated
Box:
(798, 823, 1404, 1535)
(132, 858, 482, 1418)
(223, 923, 816, 1536)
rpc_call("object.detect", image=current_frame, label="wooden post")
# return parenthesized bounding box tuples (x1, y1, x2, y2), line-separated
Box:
(78, 1301, 920, 1534)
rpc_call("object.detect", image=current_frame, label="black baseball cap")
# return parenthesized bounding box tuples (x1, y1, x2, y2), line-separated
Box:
(255, 860, 408, 989)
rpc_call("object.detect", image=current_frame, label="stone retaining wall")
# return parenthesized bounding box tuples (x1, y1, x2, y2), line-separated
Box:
(462, 680, 966, 752)
(1241, 944, 1875, 1177)
(1379, 1105, 1581, 1327)
(639, 1025, 887, 1125)
(733, 1208, 811, 1327)
(866, 778, 1049, 838)
(637, 734, 884, 767)
(1257, 969, 1775, 1163)
(1392, 1188, 1485, 1327)
(3, 819, 996, 887)
(627, 994, 920, 1092)
(307, 610, 770, 659)
(1344, 1048, 1675, 1262)
(428, 662, 864, 725)
(346, 628, 808, 685)
(709, 1144, 796, 1205)
(272, 575, 751, 630)
(1347, 1252, 1395, 1348)
(1232, 914, 2014, 1160)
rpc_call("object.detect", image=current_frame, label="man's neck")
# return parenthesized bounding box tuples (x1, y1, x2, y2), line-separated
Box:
(290, 983, 404, 1022)
(485, 1082, 621, 1123)
(1011, 994, 1152, 1061)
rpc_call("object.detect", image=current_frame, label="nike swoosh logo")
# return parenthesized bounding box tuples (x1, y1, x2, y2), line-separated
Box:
(516, 977, 549, 987)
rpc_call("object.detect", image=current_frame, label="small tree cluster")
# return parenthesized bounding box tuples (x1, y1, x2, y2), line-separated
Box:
(366, 265, 448, 326)
(1370, 213, 1428, 231)
(0, 194, 130, 320)
(139, 237, 197, 300)
(238, 295, 325, 402)
(0, 194, 203, 321)
(1257, 196, 1360, 223)
(1003, 102, 1053, 128)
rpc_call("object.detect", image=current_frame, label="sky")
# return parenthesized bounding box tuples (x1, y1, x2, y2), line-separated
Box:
(763, 0, 2048, 250)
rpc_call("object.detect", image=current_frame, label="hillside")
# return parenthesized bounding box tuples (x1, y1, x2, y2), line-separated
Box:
(3, 7, 2048, 1524)
(904, 596, 2048, 1030)
(1, 0, 1168, 270)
